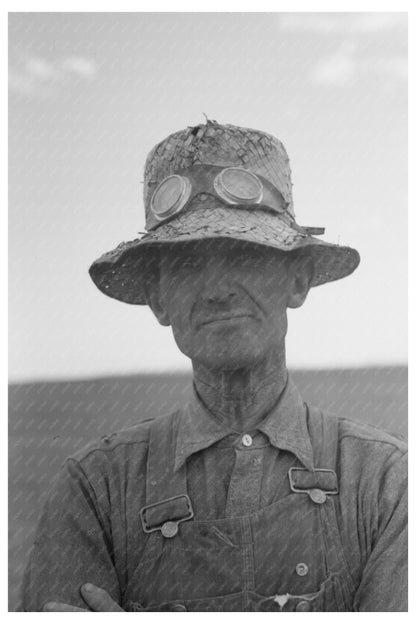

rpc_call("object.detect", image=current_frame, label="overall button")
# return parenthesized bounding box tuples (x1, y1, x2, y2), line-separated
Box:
(296, 600, 311, 612)
(308, 488, 327, 504)
(161, 521, 178, 538)
(171, 604, 187, 611)
(295, 562, 309, 576)
(242, 434, 253, 447)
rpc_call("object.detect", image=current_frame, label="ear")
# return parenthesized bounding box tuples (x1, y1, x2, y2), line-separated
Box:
(286, 254, 314, 309)
(142, 279, 171, 326)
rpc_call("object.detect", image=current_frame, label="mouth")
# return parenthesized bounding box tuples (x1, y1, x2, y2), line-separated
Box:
(199, 314, 253, 327)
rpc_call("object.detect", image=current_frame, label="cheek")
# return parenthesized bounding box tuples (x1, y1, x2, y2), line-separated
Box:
(162, 272, 192, 311)
(247, 278, 289, 315)
(246, 281, 289, 341)
(163, 282, 197, 348)
(165, 273, 198, 312)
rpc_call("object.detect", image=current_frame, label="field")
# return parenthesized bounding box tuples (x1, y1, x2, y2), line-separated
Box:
(9, 367, 407, 611)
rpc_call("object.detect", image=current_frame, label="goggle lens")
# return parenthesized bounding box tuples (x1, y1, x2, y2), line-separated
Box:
(214, 168, 263, 204)
(151, 175, 191, 219)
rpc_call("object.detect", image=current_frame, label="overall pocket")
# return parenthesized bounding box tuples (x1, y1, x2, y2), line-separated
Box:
(122, 521, 244, 608)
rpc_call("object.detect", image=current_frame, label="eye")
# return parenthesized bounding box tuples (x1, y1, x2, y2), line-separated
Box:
(232, 253, 260, 267)
(177, 256, 201, 270)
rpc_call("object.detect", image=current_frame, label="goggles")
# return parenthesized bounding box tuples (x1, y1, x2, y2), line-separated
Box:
(147, 165, 289, 230)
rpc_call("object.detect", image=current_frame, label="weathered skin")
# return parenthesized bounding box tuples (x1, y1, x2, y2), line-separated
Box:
(43, 584, 123, 612)
(43, 238, 313, 612)
(147, 239, 312, 432)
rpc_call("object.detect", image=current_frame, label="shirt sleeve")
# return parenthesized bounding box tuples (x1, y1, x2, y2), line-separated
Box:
(19, 457, 121, 612)
(353, 449, 408, 612)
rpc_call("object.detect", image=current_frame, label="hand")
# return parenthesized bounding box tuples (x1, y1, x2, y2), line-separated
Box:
(43, 583, 125, 612)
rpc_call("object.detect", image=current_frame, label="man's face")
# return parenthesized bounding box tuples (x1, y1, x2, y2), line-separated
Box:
(152, 239, 307, 370)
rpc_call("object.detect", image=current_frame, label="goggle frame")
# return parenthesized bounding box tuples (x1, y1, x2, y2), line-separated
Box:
(149, 165, 287, 230)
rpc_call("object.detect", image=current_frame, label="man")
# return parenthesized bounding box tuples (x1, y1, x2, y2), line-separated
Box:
(20, 121, 407, 612)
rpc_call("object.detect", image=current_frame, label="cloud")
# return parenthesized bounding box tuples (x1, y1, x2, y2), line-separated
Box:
(61, 57, 97, 78)
(310, 42, 356, 87)
(25, 57, 59, 81)
(277, 13, 407, 89)
(8, 71, 35, 96)
(310, 42, 407, 88)
(279, 13, 406, 35)
(9, 55, 97, 97)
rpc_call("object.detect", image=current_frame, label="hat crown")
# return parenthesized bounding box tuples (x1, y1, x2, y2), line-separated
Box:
(89, 121, 360, 305)
(143, 122, 295, 222)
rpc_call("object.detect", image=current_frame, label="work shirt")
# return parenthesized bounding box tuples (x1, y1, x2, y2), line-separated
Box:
(20, 377, 407, 611)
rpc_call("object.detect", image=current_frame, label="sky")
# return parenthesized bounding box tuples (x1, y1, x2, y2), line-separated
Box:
(8, 12, 408, 382)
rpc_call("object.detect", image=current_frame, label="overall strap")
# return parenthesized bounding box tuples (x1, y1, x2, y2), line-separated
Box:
(288, 404, 339, 505)
(307, 404, 339, 470)
(140, 412, 194, 538)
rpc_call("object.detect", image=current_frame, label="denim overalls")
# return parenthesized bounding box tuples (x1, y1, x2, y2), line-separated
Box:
(123, 405, 356, 611)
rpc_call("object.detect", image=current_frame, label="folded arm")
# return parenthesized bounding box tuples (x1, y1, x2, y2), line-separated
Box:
(20, 458, 122, 612)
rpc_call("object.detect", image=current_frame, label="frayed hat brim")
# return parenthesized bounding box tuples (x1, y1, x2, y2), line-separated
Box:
(89, 205, 360, 305)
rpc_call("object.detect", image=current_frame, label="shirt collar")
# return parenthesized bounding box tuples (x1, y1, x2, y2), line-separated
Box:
(174, 375, 314, 472)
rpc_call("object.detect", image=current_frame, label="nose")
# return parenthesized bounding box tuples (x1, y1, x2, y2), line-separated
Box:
(206, 289, 236, 305)
(200, 256, 237, 305)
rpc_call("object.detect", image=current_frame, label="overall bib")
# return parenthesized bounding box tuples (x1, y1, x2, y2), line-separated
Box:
(123, 406, 357, 612)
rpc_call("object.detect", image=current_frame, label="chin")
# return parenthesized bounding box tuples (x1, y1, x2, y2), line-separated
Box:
(192, 344, 265, 370)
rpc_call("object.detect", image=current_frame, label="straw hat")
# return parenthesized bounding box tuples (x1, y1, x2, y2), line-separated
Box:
(89, 121, 360, 305)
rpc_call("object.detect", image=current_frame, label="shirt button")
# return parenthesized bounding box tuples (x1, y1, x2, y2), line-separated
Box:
(296, 600, 311, 612)
(308, 489, 327, 504)
(161, 521, 179, 538)
(242, 434, 253, 447)
(295, 562, 309, 576)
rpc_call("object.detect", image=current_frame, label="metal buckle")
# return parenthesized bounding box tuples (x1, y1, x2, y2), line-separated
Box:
(288, 467, 339, 504)
(140, 494, 194, 537)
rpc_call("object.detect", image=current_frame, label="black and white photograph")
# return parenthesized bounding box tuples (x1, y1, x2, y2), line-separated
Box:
(8, 9, 408, 612)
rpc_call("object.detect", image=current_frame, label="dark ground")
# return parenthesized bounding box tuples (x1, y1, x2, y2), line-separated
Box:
(9, 367, 407, 611)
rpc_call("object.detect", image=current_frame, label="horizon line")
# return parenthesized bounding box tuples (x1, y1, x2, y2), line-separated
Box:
(8, 363, 408, 387)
